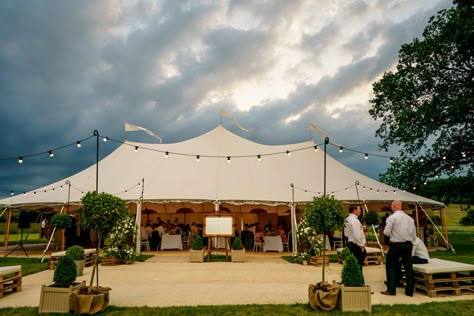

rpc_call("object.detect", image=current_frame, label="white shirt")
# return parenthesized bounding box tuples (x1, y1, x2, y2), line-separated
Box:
(157, 225, 165, 237)
(344, 213, 366, 247)
(384, 210, 417, 243)
(412, 237, 429, 259)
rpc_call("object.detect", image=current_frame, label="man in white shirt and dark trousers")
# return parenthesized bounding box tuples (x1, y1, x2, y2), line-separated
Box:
(344, 205, 367, 284)
(382, 200, 417, 296)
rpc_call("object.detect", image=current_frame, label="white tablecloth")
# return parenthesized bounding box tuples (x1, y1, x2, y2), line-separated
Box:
(263, 236, 283, 252)
(161, 234, 183, 250)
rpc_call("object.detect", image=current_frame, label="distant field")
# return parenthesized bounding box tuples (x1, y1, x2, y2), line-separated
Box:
(425, 204, 474, 232)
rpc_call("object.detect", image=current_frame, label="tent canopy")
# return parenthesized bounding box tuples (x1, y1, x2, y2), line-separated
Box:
(0, 125, 444, 211)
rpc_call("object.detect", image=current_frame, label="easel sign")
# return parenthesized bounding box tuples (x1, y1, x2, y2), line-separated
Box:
(204, 214, 234, 261)
(204, 214, 234, 237)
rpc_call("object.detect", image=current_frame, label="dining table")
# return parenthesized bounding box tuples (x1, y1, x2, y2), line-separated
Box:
(263, 235, 283, 252)
(160, 234, 183, 250)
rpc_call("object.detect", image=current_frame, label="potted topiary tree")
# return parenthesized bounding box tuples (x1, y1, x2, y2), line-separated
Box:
(38, 256, 84, 313)
(231, 236, 245, 263)
(190, 235, 204, 263)
(337, 247, 372, 312)
(306, 195, 345, 311)
(66, 245, 85, 276)
(51, 213, 73, 251)
(73, 191, 128, 314)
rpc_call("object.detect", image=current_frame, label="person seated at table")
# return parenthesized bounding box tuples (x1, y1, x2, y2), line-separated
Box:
(279, 225, 287, 243)
(156, 222, 166, 238)
(145, 224, 153, 240)
(264, 220, 273, 233)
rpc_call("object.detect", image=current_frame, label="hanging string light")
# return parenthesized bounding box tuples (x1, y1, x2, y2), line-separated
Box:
(48, 151, 54, 158)
(257, 155, 261, 162)
(364, 153, 368, 159)
(76, 141, 81, 148)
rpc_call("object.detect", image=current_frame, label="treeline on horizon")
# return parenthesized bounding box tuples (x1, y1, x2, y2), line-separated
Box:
(413, 176, 473, 206)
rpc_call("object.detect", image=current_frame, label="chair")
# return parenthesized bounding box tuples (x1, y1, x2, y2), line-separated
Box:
(282, 239, 289, 252)
(182, 234, 190, 250)
(253, 234, 263, 252)
(141, 238, 150, 251)
(333, 236, 343, 250)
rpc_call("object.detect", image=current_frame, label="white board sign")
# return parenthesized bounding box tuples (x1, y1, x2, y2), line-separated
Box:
(204, 215, 234, 236)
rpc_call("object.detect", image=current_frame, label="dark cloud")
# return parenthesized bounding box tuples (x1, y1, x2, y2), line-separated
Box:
(0, 0, 452, 197)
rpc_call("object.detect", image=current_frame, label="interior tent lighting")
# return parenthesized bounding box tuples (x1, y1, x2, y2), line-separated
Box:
(48, 150, 54, 157)
(364, 153, 368, 159)
(18, 157, 23, 164)
(76, 141, 81, 148)
(339, 146, 344, 153)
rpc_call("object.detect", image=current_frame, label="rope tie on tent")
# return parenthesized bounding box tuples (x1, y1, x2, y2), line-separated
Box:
(41, 204, 65, 262)
(416, 201, 455, 254)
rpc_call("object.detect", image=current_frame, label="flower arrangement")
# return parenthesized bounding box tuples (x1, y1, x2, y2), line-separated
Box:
(296, 216, 325, 256)
(292, 252, 311, 264)
(103, 213, 136, 264)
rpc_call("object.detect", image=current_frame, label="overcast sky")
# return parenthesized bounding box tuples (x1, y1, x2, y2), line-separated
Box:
(0, 0, 453, 198)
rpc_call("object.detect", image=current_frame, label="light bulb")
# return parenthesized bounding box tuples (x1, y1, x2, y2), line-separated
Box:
(257, 155, 261, 162)
(49, 151, 54, 157)
(364, 153, 368, 159)
(76, 141, 81, 148)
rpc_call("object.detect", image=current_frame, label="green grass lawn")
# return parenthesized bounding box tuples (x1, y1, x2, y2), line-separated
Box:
(1, 300, 473, 315)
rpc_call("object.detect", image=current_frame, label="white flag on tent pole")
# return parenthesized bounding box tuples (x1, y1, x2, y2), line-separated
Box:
(125, 122, 162, 143)
(308, 122, 327, 138)
(221, 109, 249, 132)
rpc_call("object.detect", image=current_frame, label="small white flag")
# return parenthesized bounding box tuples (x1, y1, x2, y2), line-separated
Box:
(125, 122, 162, 142)
(308, 122, 327, 138)
(221, 109, 249, 132)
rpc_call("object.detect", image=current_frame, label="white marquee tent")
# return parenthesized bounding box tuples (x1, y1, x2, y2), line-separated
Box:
(1, 125, 448, 254)
(0, 125, 444, 209)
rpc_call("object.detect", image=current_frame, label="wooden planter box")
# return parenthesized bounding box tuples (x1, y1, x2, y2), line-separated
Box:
(101, 256, 121, 266)
(38, 281, 84, 313)
(337, 285, 371, 313)
(311, 255, 330, 266)
(231, 249, 245, 263)
(189, 249, 204, 263)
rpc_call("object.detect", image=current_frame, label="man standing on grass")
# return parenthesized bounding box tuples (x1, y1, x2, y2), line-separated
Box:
(381, 200, 417, 296)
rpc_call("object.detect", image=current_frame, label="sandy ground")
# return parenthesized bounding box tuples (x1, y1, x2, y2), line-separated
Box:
(1, 250, 473, 308)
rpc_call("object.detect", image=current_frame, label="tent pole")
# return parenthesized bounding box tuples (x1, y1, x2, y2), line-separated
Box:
(3, 208, 12, 257)
(290, 184, 297, 255)
(415, 205, 420, 238)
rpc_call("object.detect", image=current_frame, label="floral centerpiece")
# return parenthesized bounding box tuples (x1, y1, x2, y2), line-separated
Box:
(103, 214, 136, 264)
(294, 215, 325, 265)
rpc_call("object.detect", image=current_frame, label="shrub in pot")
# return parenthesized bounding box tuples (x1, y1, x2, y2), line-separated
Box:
(190, 235, 204, 262)
(337, 247, 371, 312)
(232, 236, 245, 263)
(51, 213, 73, 250)
(66, 245, 85, 276)
(39, 256, 82, 313)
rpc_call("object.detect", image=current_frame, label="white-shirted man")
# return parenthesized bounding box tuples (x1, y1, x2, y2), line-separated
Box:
(381, 200, 417, 297)
(344, 205, 367, 283)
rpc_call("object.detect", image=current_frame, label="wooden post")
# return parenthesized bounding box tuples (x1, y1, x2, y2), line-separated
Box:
(440, 207, 449, 248)
(415, 205, 420, 238)
(3, 208, 12, 257)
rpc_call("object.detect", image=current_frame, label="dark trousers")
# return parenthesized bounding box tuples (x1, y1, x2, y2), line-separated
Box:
(386, 241, 414, 296)
(348, 242, 367, 284)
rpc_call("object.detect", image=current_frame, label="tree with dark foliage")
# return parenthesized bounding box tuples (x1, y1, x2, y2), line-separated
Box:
(369, 0, 473, 190)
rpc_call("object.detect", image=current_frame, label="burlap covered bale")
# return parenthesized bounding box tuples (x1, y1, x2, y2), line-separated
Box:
(308, 281, 340, 311)
(72, 284, 111, 314)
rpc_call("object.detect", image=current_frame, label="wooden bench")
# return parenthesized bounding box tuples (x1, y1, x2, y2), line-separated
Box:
(0, 266, 22, 298)
(337, 247, 383, 266)
(413, 258, 474, 297)
(50, 248, 97, 269)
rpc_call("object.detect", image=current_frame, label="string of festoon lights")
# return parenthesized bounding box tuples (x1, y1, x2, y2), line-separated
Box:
(0, 130, 468, 196)
(292, 183, 407, 197)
